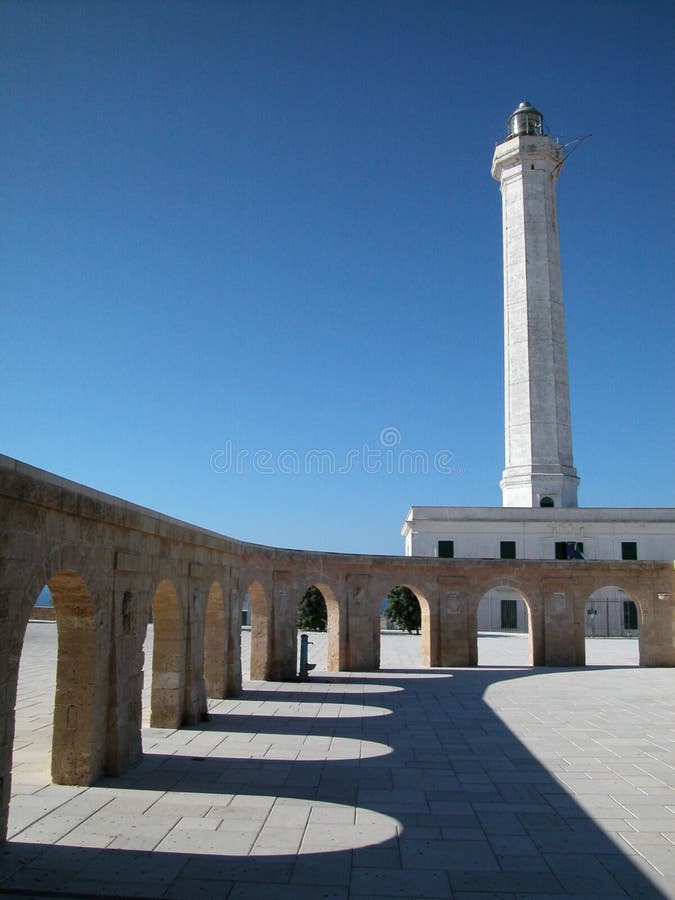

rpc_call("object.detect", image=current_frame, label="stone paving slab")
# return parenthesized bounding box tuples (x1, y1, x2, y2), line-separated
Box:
(0, 622, 673, 898)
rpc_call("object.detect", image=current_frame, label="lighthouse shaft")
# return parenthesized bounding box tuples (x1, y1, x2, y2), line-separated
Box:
(492, 112, 579, 508)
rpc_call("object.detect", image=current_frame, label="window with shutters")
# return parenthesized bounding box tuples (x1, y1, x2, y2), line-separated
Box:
(500, 541, 516, 559)
(501, 598, 518, 629)
(623, 600, 638, 630)
(555, 541, 584, 560)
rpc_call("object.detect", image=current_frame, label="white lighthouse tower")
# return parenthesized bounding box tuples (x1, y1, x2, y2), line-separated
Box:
(401, 102, 674, 593)
(492, 101, 579, 508)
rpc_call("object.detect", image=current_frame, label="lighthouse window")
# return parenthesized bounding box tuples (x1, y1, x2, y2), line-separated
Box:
(540, 496, 554, 507)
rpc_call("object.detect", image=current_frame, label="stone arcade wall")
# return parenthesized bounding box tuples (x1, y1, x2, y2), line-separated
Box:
(1, 454, 674, 841)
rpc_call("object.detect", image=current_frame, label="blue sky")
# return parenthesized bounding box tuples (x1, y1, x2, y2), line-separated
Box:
(2, 1, 673, 554)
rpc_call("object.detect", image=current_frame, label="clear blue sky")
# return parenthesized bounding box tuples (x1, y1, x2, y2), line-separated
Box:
(2, 1, 673, 554)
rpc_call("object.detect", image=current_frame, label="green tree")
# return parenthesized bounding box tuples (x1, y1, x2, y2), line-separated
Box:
(297, 585, 327, 631)
(384, 585, 421, 634)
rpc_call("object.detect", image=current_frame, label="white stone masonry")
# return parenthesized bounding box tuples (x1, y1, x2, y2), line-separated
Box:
(492, 133, 579, 508)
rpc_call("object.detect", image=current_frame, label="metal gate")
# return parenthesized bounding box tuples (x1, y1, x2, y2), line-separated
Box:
(500, 598, 518, 629)
(584, 598, 638, 638)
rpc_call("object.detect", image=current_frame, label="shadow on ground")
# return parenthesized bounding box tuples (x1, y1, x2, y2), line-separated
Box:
(1, 667, 669, 899)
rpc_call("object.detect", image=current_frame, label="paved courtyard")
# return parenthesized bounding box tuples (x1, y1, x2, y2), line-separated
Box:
(1, 621, 673, 898)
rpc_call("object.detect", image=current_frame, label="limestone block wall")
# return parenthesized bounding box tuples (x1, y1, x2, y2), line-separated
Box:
(1, 454, 673, 842)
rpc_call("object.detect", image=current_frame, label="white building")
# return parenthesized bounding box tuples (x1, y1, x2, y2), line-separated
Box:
(402, 507, 675, 564)
(402, 102, 675, 634)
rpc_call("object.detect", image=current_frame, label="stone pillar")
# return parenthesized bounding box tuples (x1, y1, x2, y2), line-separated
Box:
(105, 567, 152, 777)
(542, 587, 577, 666)
(572, 589, 587, 666)
(204, 579, 227, 700)
(638, 582, 675, 667)
(204, 570, 241, 699)
(343, 574, 379, 671)
(526, 597, 542, 665)
(325, 582, 344, 672)
(249, 580, 270, 681)
(150, 581, 186, 729)
(0, 600, 25, 843)
(183, 575, 208, 725)
(421, 591, 438, 667)
(224, 573, 242, 696)
(47, 570, 111, 787)
(435, 580, 473, 666)
(267, 571, 297, 682)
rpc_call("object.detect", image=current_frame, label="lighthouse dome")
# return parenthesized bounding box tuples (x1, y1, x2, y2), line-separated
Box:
(508, 101, 543, 137)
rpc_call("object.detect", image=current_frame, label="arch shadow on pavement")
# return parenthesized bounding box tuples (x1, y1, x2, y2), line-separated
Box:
(2, 637, 673, 898)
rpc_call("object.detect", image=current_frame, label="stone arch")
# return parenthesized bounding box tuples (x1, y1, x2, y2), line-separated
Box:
(475, 584, 533, 666)
(247, 580, 269, 680)
(379, 583, 429, 670)
(583, 584, 641, 666)
(149, 579, 185, 728)
(1, 569, 108, 841)
(48, 570, 109, 784)
(294, 581, 339, 672)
